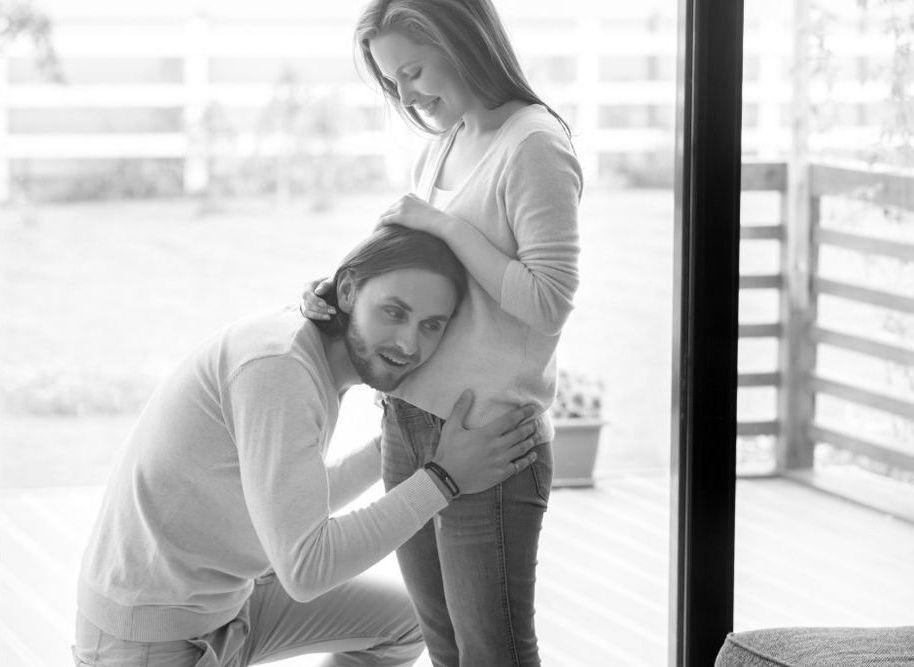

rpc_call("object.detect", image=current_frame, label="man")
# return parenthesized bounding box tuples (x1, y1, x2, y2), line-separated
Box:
(74, 225, 540, 666)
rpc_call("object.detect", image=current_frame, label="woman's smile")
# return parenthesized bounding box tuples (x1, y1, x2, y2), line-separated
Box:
(414, 98, 440, 115)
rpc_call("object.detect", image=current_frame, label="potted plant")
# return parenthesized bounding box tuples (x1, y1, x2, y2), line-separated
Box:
(549, 369, 607, 488)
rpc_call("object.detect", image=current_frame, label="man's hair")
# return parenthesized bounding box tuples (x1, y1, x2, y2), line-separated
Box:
(354, 0, 572, 140)
(314, 224, 468, 338)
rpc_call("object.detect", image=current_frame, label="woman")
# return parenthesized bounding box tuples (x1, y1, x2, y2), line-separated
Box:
(304, 1, 581, 664)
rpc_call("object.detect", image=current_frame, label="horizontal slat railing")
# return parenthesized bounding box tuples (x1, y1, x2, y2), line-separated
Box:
(737, 372, 782, 387)
(737, 421, 781, 437)
(738, 161, 914, 476)
(810, 162, 914, 211)
(816, 227, 914, 262)
(740, 225, 785, 241)
(738, 323, 783, 338)
(808, 425, 914, 471)
(736, 162, 787, 441)
(810, 376, 914, 422)
(741, 161, 788, 191)
(806, 163, 914, 474)
(814, 277, 914, 314)
(812, 327, 914, 366)
(740, 274, 783, 290)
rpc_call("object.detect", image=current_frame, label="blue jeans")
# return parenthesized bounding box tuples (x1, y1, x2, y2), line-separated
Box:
(381, 397, 552, 667)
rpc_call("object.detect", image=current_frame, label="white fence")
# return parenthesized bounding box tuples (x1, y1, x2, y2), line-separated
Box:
(0, 0, 895, 201)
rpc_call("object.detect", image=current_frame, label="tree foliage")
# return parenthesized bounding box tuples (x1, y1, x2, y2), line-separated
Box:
(0, 0, 62, 81)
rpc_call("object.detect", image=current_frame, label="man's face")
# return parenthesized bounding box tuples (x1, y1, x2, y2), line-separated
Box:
(343, 268, 458, 392)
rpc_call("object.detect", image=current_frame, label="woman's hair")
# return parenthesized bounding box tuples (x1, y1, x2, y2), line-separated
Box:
(354, 0, 572, 139)
(314, 224, 468, 338)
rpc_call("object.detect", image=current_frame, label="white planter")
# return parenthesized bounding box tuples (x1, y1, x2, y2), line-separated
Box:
(551, 418, 607, 488)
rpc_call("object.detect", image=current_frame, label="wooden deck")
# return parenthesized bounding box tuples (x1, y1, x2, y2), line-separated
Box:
(2, 475, 913, 666)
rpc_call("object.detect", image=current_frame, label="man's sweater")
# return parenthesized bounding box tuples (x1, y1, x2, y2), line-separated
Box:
(77, 307, 448, 641)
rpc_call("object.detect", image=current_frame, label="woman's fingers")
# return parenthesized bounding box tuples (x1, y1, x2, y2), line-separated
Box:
(375, 212, 397, 231)
(299, 278, 335, 320)
(301, 307, 332, 320)
(300, 291, 335, 320)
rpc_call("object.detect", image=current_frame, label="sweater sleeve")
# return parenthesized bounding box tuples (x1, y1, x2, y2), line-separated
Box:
(325, 437, 382, 514)
(500, 130, 583, 336)
(224, 357, 447, 603)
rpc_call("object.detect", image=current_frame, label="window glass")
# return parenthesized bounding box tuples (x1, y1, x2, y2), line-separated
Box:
(736, 0, 914, 631)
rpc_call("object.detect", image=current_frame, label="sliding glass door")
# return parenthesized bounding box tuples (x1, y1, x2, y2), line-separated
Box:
(734, 0, 914, 635)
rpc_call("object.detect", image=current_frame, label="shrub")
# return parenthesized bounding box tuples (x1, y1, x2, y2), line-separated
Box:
(550, 369, 605, 420)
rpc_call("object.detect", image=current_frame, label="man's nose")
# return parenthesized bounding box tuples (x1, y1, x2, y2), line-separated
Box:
(394, 325, 419, 357)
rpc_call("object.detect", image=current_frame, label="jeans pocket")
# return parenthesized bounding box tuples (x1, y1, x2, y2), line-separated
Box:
(388, 399, 441, 465)
(530, 442, 554, 505)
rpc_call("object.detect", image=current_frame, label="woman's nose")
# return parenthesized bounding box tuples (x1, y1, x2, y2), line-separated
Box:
(398, 81, 417, 108)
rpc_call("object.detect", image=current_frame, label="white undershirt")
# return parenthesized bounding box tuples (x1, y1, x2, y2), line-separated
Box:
(431, 185, 457, 209)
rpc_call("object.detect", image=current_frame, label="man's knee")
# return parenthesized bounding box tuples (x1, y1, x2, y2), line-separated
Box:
(375, 611, 425, 665)
(401, 618, 425, 653)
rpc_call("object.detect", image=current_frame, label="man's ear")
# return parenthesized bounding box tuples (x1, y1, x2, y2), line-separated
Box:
(336, 271, 356, 314)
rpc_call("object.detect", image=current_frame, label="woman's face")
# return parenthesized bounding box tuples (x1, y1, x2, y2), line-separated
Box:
(369, 30, 477, 130)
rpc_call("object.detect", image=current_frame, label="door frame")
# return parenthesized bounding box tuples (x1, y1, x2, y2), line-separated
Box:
(670, 0, 745, 664)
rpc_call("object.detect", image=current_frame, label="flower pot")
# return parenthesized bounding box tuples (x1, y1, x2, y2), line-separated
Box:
(551, 418, 606, 488)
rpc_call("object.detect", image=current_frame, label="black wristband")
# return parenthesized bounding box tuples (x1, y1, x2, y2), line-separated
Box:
(424, 461, 460, 499)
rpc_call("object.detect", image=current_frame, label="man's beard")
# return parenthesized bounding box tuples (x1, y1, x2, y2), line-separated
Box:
(344, 319, 416, 392)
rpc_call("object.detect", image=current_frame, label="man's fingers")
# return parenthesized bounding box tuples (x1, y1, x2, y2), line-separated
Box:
(446, 390, 474, 426)
(508, 450, 537, 476)
(487, 404, 538, 437)
(498, 421, 537, 448)
(314, 279, 333, 295)
(506, 434, 539, 460)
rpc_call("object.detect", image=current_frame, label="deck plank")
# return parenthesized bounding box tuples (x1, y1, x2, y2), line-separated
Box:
(2, 476, 913, 666)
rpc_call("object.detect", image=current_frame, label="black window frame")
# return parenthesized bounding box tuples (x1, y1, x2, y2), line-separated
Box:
(670, 0, 744, 664)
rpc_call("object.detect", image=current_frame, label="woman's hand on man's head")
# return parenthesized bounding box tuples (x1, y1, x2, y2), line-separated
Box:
(377, 194, 450, 237)
(299, 278, 335, 321)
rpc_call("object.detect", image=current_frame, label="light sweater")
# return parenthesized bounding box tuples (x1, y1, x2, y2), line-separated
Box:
(391, 104, 583, 437)
(77, 307, 448, 642)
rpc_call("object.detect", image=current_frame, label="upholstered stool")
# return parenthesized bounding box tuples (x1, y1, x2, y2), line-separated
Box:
(715, 626, 914, 666)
